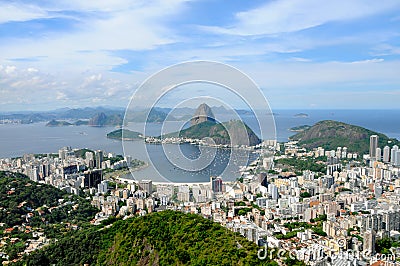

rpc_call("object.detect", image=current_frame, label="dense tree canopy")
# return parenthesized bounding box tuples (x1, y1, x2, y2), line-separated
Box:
(17, 211, 276, 266)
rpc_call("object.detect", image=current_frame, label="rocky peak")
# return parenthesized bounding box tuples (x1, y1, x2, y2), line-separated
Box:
(190, 103, 216, 126)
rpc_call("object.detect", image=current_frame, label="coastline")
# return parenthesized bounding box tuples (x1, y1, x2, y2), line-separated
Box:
(104, 162, 149, 180)
(115, 176, 211, 186)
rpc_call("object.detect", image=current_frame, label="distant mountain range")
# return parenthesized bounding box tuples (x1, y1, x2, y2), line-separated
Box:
(1, 107, 124, 124)
(45, 112, 123, 127)
(1, 106, 261, 124)
(290, 120, 399, 154)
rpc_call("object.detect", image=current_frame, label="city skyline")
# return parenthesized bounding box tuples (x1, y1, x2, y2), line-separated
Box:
(0, 1, 400, 111)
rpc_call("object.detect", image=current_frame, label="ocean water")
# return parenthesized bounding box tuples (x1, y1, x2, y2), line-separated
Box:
(1, 109, 399, 182)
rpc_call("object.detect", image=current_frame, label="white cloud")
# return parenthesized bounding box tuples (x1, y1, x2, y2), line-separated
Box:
(27, 67, 39, 73)
(372, 44, 400, 56)
(349, 58, 384, 64)
(0, 2, 49, 23)
(202, 0, 400, 36)
(0, 65, 134, 109)
(56, 91, 67, 100)
(0, 0, 188, 72)
(5, 66, 16, 74)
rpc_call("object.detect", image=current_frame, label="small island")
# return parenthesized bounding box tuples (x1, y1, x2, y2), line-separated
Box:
(290, 125, 311, 132)
(46, 119, 73, 127)
(46, 119, 89, 127)
(106, 129, 143, 140)
(74, 120, 89, 126)
(294, 113, 309, 118)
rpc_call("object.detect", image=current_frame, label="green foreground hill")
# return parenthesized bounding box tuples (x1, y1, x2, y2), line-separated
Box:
(0, 171, 97, 228)
(290, 120, 399, 154)
(164, 120, 261, 146)
(18, 211, 274, 266)
(0, 171, 98, 262)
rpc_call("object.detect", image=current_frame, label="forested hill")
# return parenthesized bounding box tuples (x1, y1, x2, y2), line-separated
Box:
(17, 211, 275, 266)
(290, 120, 399, 154)
(0, 171, 97, 227)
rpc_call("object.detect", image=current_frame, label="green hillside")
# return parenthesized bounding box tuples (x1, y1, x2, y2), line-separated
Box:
(107, 129, 143, 140)
(18, 211, 274, 266)
(0, 171, 97, 228)
(164, 120, 261, 146)
(0, 171, 98, 262)
(290, 120, 399, 154)
(45, 119, 72, 127)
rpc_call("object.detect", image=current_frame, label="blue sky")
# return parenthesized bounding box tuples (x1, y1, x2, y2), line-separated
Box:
(0, 0, 399, 111)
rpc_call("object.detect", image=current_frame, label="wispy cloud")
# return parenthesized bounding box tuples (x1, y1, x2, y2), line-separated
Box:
(0, 2, 49, 23)
(0, 64, 133, 110)
(0, 0, 189, 72)
(201, 0, 400, 36)
(0, 1, 399, 110)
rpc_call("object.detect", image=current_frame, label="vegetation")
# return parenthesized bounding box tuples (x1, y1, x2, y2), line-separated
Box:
(290, 120, 399, 154)
(17, 211, 273, 266)
(0, 171, 98, 228)
(294, 113, 308, 118)
(0, 171, 98, 262)
(45, 119, 89, 126)
(300, 192, 312, 198)
(376, 237, 400, 255)
(106, 129, 143, 140)
(104, 154, 124, 164)
(290, 125, 311, 132)
(309, 214, 327, 223)
(45, 119, 72, 127)
(275, 157, 326, 174)
(74, 148, 94, 159)
(276, 216, 327, 239)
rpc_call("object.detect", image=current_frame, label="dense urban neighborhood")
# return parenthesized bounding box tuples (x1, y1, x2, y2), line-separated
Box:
(0, 132, 399, 265)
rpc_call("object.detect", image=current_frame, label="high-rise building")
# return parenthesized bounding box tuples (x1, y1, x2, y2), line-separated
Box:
(258, 172, 268, 187)
(375, 147, 381, 161)
(177, 185, 190, 202)
(59, 146, 73, 161)
(342, 147, 348, 158)
(268, 184, 279, 200)
(391, 145, 399, 165)
(390, 145, 399, 164)
(95, 150, 103, 169)
(363, 230, 376, 255)
(210, 176, 223, 193)
(138, 180, 153, 195)
(369, 135, 378, 159)
(82, 169, 103, 188)
(289, 177, 298, 189)
(383, 146, 390, 163)
(98, 180, 108, 194)
(85, 151, 94, 168)
(396, 151, 400, 167)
